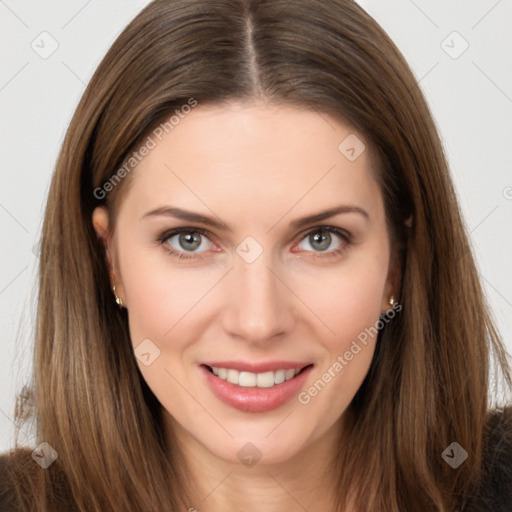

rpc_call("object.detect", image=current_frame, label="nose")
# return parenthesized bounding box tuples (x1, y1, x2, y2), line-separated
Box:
(221, 253, 296, 345)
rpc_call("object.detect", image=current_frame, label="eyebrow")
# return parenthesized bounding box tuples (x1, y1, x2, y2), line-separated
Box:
(141, 205, 370, 231)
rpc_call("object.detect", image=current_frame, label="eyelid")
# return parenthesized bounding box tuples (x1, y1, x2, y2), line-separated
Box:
(295, 225, 351, 243)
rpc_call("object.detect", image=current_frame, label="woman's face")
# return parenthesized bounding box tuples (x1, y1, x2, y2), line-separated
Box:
(93, 102, 398, 467)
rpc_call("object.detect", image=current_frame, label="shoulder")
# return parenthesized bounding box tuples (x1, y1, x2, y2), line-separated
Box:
(0, 448, 75, 511)
(0, 449, 28, 511)
(462, 406, 512, 511)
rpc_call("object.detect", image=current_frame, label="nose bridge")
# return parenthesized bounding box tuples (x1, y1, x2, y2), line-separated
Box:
(221, 250, 294, 343)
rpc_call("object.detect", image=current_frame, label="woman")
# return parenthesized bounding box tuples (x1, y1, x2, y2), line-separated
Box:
(1, 0, 511, 510)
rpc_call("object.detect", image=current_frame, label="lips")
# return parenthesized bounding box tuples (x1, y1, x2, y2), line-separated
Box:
(200, 361, 313, 412)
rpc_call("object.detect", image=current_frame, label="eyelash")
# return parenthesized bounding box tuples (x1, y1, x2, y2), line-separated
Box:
(156, 226, 352, 261)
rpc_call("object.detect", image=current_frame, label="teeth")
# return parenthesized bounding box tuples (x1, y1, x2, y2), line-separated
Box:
(239, 371, 256, 387)
(274, 369, 285, 385)
(284, 369, 296, 380)
(256, 371, 275, 388)
(210, 367, 301, 388)
(227, 369, 239, 385)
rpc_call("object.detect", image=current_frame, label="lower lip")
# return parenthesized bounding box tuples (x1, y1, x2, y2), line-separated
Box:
(201, 365, 313, 413)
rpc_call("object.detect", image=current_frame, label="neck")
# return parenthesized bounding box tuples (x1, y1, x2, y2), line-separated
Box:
(164, 414, 356, 512)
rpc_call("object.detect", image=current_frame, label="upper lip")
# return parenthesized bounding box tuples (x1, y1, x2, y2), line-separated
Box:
(201, 361, 313, 373)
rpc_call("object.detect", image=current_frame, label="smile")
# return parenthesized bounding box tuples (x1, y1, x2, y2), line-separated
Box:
(206, 366, 305, 388)
(201, 362, 314, 412)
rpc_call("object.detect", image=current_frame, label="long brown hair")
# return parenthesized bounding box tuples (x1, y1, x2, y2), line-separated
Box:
(2, 0, 510, 510)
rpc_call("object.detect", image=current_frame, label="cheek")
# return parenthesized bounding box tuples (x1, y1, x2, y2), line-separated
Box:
(290, 247, 389, 414)
(294, 269, 385, 423)
(291, 251, 389, 347)
(119, 241, 220, 344)
(120, 257, 216, 418)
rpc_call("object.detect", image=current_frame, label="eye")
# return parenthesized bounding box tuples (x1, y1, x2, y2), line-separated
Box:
(157, 225, 351, 261)
(158, 228, 214, 259)
(295, 227, 350, 256)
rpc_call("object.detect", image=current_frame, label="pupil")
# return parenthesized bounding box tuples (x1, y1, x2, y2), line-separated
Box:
(310, 231, 331, 251)
(179, 232, 201, 251)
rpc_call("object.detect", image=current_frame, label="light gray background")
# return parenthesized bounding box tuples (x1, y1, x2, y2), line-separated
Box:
(1, 0, 511, 453)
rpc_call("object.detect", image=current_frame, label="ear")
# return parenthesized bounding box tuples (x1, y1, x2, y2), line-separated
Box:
(92, 206, 113, 273)
(381, 247, 402, 314)
(93, 206, 126, 307)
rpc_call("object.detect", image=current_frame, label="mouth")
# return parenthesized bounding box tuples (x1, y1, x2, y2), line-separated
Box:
(202, 364, 313, 388)
(200, 362, 314, 412)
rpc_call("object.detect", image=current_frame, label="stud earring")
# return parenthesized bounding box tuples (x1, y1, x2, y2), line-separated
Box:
(113, 285, 124, 307)
(389, 296, 395, 307)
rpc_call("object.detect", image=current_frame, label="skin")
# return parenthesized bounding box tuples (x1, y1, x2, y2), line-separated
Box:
(93, 101, 400, 511)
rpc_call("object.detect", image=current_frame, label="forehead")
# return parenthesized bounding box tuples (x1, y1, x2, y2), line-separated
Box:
(118, 102, 383, 227)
